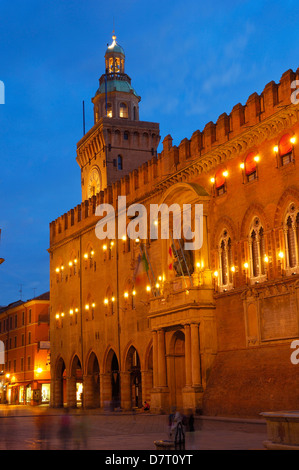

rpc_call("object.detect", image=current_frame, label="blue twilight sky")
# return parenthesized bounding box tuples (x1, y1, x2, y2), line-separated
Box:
(0, 0, 299, 306)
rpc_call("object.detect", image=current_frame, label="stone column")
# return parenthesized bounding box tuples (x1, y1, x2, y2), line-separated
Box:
(141, 369, 153, 404)
(120, 371, 131, 411)
(190, 323, 201, 387)
(157, 329, 167, 387)
(83, 374, 93, 408)
(184, 324, 192, 387)
(66, 376, 77, 408)
(152, 330, 158, 388)
(100, 373, 112, 410)
(52, 378, 63, 407)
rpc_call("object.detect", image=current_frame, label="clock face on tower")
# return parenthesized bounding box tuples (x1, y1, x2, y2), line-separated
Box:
(87, 168, 101, 198)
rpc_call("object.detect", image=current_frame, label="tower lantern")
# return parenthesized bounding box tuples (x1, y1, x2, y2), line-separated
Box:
(92, 32, 141, 122)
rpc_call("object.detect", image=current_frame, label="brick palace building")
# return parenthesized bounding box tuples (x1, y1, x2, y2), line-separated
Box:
(48, 34, 299, 417)
(0, 292, 50, 405)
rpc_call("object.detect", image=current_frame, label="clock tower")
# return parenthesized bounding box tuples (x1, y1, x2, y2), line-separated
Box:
(76, 33, 160, 202)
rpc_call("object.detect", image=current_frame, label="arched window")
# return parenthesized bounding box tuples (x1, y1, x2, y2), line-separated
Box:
(278, 133, 294, 166)
(117, 155, 123, 170)
(115, 58, 120, 73)
(215, 169, 227, 196)
(109, 58, 114, 73)
(248, 217, 266, 282)
(119, 102, 128, 118)
(105, 287, 115, 316)
(218, 230, 233, 290)
(244, 152, 258, 181)
(107, 103, 112, 118)
(284, 203, 299, 272)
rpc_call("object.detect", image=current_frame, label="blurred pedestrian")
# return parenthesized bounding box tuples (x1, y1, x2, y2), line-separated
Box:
(73, 415, 89, 450)
(58, 407, 72, 450)
(35, 409, 50, 449)
(142, 401, 150, 411)
(168, 408, 175, 438)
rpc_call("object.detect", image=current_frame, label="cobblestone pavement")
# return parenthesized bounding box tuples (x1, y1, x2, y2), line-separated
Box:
(0, 405, 268, 451)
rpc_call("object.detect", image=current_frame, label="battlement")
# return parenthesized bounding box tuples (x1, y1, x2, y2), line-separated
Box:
(49, 67, 299, 247)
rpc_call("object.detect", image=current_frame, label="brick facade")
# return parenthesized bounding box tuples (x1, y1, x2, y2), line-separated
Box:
(49, 35, 299, 416)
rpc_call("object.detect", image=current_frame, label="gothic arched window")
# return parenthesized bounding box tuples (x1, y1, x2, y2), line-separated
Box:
(248, 217, 266, 282)
(218, 230, 233, 290)
(284, 203, 299, 273)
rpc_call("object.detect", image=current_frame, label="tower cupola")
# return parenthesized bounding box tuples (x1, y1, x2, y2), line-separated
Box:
(92, 33, 141, 122)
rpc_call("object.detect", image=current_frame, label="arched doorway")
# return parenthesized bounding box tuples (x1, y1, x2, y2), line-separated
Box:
(126, 346, 142, 408)
(169, 331, 186, 410)
(86, 352, 100, 408)
(55, 357, 66, 407)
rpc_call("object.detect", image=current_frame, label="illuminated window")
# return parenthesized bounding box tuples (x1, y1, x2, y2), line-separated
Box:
(248, 217, 266, 282)
(115, 58, 120, 73)
(278, 134, 294, 166)
(244, 152, 258, 181)
(218, 231, 233, 291)
(284, 203, 299, 272)
(119, 102, 128, 118)
(215, 169, 227, 196)
(107, 103, 112, 118)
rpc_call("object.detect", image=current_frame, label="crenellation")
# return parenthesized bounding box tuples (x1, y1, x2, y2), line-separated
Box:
(203, 121, 216, 149)
(190, 130, 202, 158)
(178, 137, 191, 162)
(216, 113, 230, 143)
(278, 69, 296, 104)
(230, 103, 245, 135)
(262, 81, 278, 115)
(162, 134, 173, 152)
(245, 92, 261, 125)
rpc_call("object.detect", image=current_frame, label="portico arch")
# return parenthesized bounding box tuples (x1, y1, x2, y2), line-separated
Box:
(102, 348, 120, 409)
(85, 351, 101, 408)
(69, 354, 83, 407)
(124, 346, 142, 408)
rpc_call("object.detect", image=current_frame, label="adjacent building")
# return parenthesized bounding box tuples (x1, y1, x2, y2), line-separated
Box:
(49, 34, 299, 416)
(0, 293, 50, 405)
